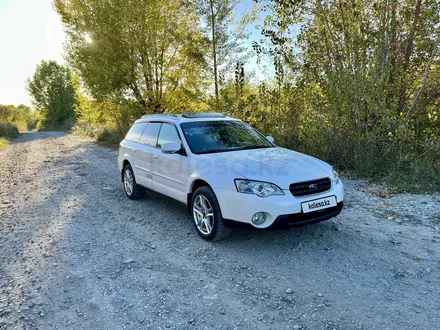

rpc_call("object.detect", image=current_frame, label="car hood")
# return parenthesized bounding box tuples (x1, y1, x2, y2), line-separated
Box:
(200, 147, 333, 189)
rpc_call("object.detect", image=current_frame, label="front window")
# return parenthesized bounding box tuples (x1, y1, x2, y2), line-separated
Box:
(180, 120, 274, 154)
(157, 123, 181, 148)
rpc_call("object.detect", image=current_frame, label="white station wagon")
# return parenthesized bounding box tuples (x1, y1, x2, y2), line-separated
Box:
(118, 113, 344, 241)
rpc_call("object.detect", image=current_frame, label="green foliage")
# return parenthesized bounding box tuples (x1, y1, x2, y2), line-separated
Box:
(0, 121, 19, 139)
(0, 104, 39, 150)
(51, 0, 440, 192)
(26, 60, 77, 130)
(55, 0, 208, 114)
(95, 127, 124, 146)
(73, 123, 123, 146)
(228, 0, 440, 192)
(0, 104, 38, 132)
(73, 96, 152, 145)
(0, 104, 32, 149)
(0, 137, 7, 150)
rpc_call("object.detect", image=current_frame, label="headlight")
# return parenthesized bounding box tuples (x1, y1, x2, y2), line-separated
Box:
(332, 169, 340, 184)
(234, 179, 285, 197)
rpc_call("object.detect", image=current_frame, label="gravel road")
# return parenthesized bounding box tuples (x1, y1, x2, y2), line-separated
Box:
(1, 131, 440, 330)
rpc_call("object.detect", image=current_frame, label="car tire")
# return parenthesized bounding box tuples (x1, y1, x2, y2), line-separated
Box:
(191, 186, 232, 241)
(123, 164, 144, 200)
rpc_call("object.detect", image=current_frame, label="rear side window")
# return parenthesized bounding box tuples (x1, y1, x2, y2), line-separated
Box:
(125, 123, 147, 142)
(157, 123, 181, 148)
(140, 122, 162, 147)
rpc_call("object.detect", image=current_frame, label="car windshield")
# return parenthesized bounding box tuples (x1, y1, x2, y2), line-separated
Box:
(180, 120, 274, 154)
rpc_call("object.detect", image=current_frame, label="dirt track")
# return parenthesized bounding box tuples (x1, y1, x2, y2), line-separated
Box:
(0, 131, 439, 330)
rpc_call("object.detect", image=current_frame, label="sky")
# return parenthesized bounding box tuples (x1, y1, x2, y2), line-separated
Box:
(0, 0, 65, 106)
(0, 0, 268, 107)
(235, 0, 274, 82)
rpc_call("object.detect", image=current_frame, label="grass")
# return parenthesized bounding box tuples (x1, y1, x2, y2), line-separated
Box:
(0, 137, 8, 150)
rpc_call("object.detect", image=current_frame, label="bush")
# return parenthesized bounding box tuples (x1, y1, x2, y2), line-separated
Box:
(0, 121, 19, 150)
(26, 112, 39, 131)
(0, 121, 19, 138)
(95, 126, 123, 145)
(36, 116, 76, 131)
(73, 122, 124, 146)
(0, 104, 39, 133)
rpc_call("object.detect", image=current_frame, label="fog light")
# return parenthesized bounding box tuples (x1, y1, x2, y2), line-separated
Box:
(251, 212, 266, 225)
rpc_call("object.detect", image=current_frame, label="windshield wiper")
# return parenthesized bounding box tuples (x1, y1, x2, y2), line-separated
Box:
(230, 145, 274, 151)
(197, 149, 223, 154)
(197, 145, 273, 154)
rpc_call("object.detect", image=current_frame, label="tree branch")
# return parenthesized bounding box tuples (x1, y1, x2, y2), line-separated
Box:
(405, 38, 440, 122)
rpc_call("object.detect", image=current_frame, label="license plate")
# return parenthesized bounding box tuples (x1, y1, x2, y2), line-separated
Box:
(302, 196, 337, 213)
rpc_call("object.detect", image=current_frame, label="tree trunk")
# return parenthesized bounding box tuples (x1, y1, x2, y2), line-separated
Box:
(397, 0, 422, 114)
(405, 39, 440, 122)
(388, 0, 397, 85)
(130, 83, 147, 111)
(209, 0, 219, 108)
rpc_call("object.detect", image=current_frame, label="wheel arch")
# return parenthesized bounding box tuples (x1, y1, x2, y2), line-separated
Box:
(187, 179, 211, 213)
(121, 159, 131, 182)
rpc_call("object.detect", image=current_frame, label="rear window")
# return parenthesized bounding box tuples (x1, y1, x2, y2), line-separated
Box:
(125, 123, 147, 142)
(140, 122, 162, 147)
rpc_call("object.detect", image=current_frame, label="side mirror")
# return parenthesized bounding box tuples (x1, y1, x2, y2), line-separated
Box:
(266, 136, 275, 144)
(161, 142, 182, 154)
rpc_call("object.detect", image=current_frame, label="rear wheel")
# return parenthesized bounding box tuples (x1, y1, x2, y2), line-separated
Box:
(191, 186, 231, 241)
(123, 164, 144, 200)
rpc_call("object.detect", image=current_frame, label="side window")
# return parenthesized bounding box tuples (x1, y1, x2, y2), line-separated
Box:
(125, 123, 147, 142)
(140, 122, 162, 147)
(157, 123, 181, 148)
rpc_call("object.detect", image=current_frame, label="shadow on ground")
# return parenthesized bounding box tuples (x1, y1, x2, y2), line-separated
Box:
(1, 132, 439, 330)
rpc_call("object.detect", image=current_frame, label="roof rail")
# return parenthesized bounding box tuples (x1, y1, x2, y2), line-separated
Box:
(141, 114, 179, 119)
(181, 112, 226, 118)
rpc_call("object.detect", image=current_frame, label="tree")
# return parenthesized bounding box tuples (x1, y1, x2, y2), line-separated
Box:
(197, 0, 254, 107)
(55, 0, 207, 114)
(245, 0, 440, 190)
(26, 60, 77, 130)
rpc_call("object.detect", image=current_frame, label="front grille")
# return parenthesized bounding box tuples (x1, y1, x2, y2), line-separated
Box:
(289, 178, 331, 197)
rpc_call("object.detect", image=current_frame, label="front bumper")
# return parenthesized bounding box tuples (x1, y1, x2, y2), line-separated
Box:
(214, 180, 344, 229)
(269, 202, 343, 229)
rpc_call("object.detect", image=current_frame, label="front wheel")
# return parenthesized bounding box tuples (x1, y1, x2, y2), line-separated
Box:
(191, 186, 231, 241)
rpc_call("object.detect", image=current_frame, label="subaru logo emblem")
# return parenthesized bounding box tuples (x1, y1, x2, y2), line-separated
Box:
(309, 183, 317, 190)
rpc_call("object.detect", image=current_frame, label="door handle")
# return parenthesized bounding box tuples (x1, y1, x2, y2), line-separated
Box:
(153, 154, 159, 160)
(132, 149, 137, 153)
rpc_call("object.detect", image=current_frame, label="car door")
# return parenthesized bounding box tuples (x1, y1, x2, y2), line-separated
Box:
(151, 123, 187, 203)
(135, 122, 162, 189)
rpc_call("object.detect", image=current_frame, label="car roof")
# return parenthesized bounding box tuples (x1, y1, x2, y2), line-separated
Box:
(133, 112, 241, 125)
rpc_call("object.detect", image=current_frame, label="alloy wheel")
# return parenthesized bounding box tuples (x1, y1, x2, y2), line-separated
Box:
(193, 195, 214, 235)
(124, 168, 134, 196)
